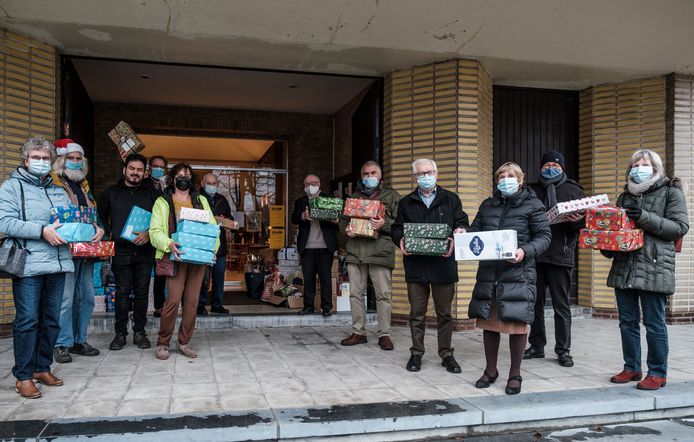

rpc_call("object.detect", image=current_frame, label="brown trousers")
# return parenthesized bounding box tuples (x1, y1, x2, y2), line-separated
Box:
(407, 282, 455, 358)
(157, 262, 206, 347)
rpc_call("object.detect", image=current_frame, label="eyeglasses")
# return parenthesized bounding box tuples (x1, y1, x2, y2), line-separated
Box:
(29, 155, 51, 162)
(304, 181, 320, 186)
(413, 170, 436, 178)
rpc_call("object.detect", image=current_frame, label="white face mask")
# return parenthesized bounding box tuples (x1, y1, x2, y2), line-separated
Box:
(304, 185, 319, 196)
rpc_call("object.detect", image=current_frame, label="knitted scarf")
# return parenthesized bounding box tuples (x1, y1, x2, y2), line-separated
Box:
(627, 172, 663, 196)
(539, 172, 567, 208)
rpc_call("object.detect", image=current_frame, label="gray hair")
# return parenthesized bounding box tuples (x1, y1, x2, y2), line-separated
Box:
(52, 154, 90, 178)
(202, 172, 219, 183)
(361, 161, 382, 176)
(21, 137, 55, 161)
(412, 158, 437, 174)
(626, 149, 665, 180)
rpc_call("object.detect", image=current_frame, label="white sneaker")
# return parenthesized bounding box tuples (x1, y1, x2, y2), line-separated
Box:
(155, 345, 169, 360)
(178, 343, 197, 358)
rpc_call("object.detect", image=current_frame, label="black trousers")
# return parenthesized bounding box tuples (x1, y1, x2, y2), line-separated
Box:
(528, 263, 573, 355)
(301, 248, 333, 311)
(111, 251, 153, 335)
(153, 273, 166, 310)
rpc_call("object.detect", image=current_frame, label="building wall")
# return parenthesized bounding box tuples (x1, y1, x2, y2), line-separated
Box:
(0, 30, 58, 336)
(333, 85, 372, 180)
(383, 59, 493, 328)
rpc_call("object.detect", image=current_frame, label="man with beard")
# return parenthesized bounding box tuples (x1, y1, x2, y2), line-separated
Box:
(51, 139, 105, 363)
(98, 154, 159, 351)
(147, 155, 168, 317)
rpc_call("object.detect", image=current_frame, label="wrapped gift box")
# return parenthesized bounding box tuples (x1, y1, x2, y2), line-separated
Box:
(121, 206, 152, 242)
(404, 223, 452, 239)
(404, 237, 449, 255)
(454, 230, 517, 261)
(309, 208, 340, 220)
(69, 241, 115, 258)
(309, 196, 344, 211)
(278, 246, 299, 261)
(57, 223, 96, 243)
(343, 198, 385, 219)
(578, 228, 644, 252)
(95, 286, 105, 296)
(287, 294, 304, 309)
(547, 194, 609, 225)
(105, 287, 116, 312)
(93, 262, 103, 287)
(349, 218, 378, 238)
(176, 220, 220, 238)
(172, 232, 217, 252)
(172, 245, 215, 265)
(216, 217, 239, 230)
(108, 120, 144, 157)
(94, 295, 106, 313)
(179, 207, 210, 223)
(586, 206, 636, 231)
(50, 205, 97, 224)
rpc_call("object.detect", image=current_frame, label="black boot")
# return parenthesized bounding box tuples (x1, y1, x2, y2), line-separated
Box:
(109, 333, 126, 351)
(133, 331, 151, 349)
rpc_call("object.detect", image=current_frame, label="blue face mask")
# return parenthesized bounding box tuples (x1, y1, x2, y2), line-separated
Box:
(630, 165, 653, 184)
(540, 167, 562, 180)
(362, 177, 379, 189)
(417, 175, 436, 191)
(497, 177, 520, 196)
(151, 167, 165, 179)
(66, 160, 83, 171)
(204, 185, 218, 196)
(27, 159, 52, 177)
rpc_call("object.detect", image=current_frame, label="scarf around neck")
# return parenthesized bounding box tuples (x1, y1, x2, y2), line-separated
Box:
(539, 172, 567, 208)
(627, 171, 663, 195)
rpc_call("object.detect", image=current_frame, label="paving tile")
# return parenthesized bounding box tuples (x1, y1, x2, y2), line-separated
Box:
(265, 391, 316, 408)
(309, 389, 362, 406)
(219, 393, 270, 411)
(117, 398, 171, 416)
(172, 382, 218, 398)
(63, 399, 120, 418)
(217, 381, 263, 396)
(123, 384, 172, 401)
(170, 396, 221, 414)
(10, 400, 70, 420)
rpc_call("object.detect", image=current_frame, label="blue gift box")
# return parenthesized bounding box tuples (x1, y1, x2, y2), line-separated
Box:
(176, 220, 220, 238)
(50, 205, 97, 224)
(172, 232, 217, 252)
(57, 222, 96, 243)
(172, 245, 215, 265)
(121, 206, 152, 242)
(93, 262, 103, 287)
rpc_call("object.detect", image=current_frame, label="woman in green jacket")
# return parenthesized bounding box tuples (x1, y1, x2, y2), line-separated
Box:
(604, 149, 688, 390)
(149, 163, 218, 360)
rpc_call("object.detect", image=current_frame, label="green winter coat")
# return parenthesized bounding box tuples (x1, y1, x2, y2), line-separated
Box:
(340, 185, 401, 269)
(605, 177, 689, 295)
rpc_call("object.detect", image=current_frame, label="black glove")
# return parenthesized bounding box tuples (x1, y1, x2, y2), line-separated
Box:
(624, 206, 642, 221)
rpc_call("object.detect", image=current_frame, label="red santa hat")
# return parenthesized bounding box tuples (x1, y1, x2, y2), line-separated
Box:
(54, 138, 84, 156)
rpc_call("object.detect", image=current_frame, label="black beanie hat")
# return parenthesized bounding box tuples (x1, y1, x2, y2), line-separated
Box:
(540, 151, 565, 169)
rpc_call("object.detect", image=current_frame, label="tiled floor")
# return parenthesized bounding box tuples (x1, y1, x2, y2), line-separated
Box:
(1, 318, 693, 421)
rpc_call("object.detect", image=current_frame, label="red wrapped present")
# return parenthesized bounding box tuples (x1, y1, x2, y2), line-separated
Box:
(585, 206, 636, 231)
(69, 241, 115, 258)
(343, 198, 385, 219)
(578, 229, 643, 252)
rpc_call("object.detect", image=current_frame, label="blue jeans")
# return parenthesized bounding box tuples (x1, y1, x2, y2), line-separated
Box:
(615, 288, 669, 377)
(12, 273, 66, 380)
(199, 254, 226, 309)
(56, 259, 95, 347)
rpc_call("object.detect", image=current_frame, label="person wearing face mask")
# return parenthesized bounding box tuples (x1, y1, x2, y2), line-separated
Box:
(391, 159, 469, 373)
(602, 149, 688, 391)
(149, 163, 219, 360)
(0, 137, 74, 399)
(98, 154, 159, 351)
(197, 173, 233, 316)
(523, 151, 585, 368)
(50, 139, 105, 364)
(339, 161, 401, 350)
(291, 174, 339, 316)
(147, 156, 168, 317)
(467, 162, 551, 395)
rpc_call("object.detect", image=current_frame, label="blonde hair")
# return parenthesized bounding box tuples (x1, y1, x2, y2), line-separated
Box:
(495, 162, 525, 183)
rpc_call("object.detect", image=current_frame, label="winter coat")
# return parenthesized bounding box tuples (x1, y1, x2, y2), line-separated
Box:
(200, 189, 233, 257)
(468, 187, 552, 324)
(0, 167, 75, 277)
(291, 192, 339, 255)
(391, 186, 469, 284)
(531, 179, 585, 268)
(50, 172, 97, 210)
(605, 177, 689, 295)
(340, 185, 401, 269)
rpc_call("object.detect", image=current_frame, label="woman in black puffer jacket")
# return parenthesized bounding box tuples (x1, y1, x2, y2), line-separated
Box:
(467, 162, 551, 395)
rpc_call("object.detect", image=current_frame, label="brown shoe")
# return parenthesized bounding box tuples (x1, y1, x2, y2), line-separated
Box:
(378, 336, 394, 351)
(610, 370, 643, 384)
(32, 372, 63, 386)
(340, 333, 367, 346)
(15, 380, 41, 399)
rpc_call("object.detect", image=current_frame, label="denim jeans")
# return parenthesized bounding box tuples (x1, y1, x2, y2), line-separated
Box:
(12, 273, 66, 380)
(615, 288, 669, 377)
(56, 259, 95, 347)
(199, 254, 226, 309)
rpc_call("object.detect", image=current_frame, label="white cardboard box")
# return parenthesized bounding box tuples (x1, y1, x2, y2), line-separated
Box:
(336, 295, 351, 312)
(454, 230, 518, 261)
(547, 194, 609, 225)
(179, 207, 210, 223)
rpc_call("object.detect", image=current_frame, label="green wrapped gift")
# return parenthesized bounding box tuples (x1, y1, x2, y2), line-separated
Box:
(404, 237, 449, 255)
(309, 196, 344, 211)
(309, 208, 340, 220)
(404, 223, 452, 239)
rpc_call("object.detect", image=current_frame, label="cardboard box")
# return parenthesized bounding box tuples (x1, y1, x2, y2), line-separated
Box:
(404, 237, 449, 255)
(309, 196, 344, 211)
(287, 296, 304, 309)
(454, 230, 518, 261)
(171, 246, 215, 265)
(343, 198, 385, 219)
(309, 208, 340, 220)
(121, 206, 152, 242)
(404, 223, 452, 239)
(349, 218, 378, 238)
(547, 194, 609, 225)
(69, 241, 115, 258)
(94, 295, 106, 313)
(578, 228, 644, 252)
(216, 217, 239, 230)
(278, 246, 300, 261)
(50, 205, 96, 224)
(108, 121, 144, 157)
(586, 206, 636, 231)
(172, 232, 217, 252)
(177, 220, 220, 238)
(57, 223, 96, 243)
(336, 295, 351, 312)
(180, 207, 210, 223)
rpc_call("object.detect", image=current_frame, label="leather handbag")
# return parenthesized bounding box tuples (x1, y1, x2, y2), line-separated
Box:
(155, 254, 175, 277)
(0, 181, 29, 278)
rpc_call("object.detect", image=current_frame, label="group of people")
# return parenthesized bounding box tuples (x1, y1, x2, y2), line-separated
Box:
(294, 150, 687, 396)
(0, 137, 234, 399)
(0, 135, 687, 400)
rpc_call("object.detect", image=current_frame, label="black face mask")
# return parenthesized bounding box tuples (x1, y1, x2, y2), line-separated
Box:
(175, 177, 191, 191)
